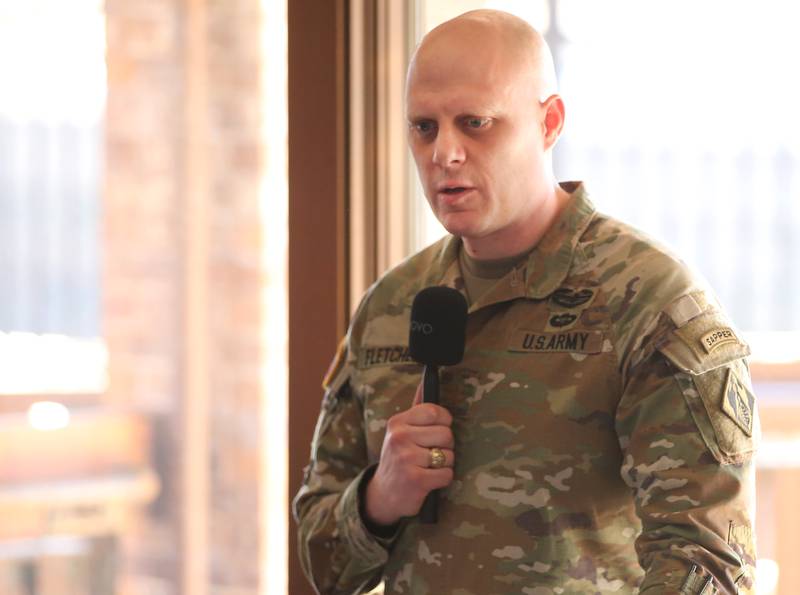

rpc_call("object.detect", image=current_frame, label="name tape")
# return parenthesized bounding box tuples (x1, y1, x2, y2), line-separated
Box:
(509, 330, 604, 354)
(358, 345, 415, 368)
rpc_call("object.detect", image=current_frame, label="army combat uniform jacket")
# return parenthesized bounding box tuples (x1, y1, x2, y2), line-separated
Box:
(294, 183, 758, 594)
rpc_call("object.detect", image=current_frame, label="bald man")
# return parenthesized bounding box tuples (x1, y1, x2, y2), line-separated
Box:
(295, 10, 757, 595)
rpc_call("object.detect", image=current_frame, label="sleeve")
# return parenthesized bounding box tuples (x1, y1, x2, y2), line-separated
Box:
(615, 295, 759, 594)
(292, 335, 401, 595)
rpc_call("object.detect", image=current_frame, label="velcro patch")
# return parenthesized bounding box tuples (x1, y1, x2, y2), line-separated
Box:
(701, 327, 738, 354)
(509, 330, 603, 354)
(721, 368, 756, 436)
(358, 345, 415, 368)
(664, 292, 705, 328)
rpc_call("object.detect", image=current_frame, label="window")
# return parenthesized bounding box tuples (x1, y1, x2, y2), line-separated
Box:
(0, 0, 106, 395)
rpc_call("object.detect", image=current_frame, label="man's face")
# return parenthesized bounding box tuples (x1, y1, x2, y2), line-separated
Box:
(406, 39, 550, 248)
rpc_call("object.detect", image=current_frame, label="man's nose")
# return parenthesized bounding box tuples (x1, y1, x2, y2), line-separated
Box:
(432, 128, 465, 167)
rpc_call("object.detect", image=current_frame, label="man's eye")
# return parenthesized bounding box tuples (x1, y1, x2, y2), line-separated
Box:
(465, 117, 490, 129)
(413, 121, 436, 134)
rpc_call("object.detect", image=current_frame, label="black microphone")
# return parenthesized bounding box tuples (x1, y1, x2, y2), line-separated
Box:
(408, 286, 468, 524)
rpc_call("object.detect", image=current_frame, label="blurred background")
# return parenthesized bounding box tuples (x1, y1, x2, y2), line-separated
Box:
(0, 1, 798, 594)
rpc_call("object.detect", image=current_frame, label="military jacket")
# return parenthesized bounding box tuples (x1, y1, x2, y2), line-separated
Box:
(294, 183, 758, 594)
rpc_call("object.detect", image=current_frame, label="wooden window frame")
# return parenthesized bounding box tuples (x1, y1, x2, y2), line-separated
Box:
(348, 0, 416, 308)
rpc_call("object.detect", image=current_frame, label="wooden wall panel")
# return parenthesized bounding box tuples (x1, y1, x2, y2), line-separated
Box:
(288, 1, 349, 594)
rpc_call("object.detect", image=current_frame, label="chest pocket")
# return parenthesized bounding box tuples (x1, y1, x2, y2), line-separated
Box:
(657, 310, 759, 465)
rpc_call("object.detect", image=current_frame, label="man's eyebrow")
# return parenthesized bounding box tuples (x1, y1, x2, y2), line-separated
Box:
(456, 108, 502, 120)
(408, 107, 501, 118)
(457, 110, 494, 117)
(406, 113, 434, 122)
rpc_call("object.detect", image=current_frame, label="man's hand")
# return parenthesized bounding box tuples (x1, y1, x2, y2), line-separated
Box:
(365, 383, 455, 527)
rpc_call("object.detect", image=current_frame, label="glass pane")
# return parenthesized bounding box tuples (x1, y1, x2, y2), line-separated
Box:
(0, 0, 106, 394)
(0, 0, 104, 338)
(0, 0, 105, 394)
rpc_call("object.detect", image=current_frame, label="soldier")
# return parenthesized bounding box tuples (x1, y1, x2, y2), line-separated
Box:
(294, 9, 758, 595)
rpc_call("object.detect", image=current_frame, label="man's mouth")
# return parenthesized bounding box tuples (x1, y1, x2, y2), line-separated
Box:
(435, 182, 475, 205)
(437, 184, 474, 198)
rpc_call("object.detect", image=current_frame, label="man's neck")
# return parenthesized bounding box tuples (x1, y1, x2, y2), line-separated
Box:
(462, 183, 571, 260)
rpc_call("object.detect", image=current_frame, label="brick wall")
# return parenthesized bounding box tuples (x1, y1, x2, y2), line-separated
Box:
(104, 1, 265, 593)
(104, 1, 183, 589)
(205, 0, 263, 590)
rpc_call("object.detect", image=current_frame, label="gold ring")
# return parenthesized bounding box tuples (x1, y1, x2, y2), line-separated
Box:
(429, 447, 446, 469)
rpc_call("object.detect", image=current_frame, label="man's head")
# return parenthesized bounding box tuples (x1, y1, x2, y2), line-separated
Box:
(405, 10, 565, 258)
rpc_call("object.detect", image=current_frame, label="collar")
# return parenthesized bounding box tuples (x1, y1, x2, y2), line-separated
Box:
(436, 182, 596, 312)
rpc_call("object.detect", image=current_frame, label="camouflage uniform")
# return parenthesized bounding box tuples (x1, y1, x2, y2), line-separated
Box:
(294, 183, 758, 594)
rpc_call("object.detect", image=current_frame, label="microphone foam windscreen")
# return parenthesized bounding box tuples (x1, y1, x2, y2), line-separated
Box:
(409, 286, 468, 366)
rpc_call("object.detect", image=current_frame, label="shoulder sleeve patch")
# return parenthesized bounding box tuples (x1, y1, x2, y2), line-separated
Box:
(721, 367, 756, 436)
(322, 336, 348, 392)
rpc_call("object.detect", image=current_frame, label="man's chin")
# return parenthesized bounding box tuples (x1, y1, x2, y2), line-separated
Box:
(437, 213, 485, 239)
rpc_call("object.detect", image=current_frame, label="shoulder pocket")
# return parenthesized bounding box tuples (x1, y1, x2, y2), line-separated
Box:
(658, 310, 750, 374)
(657, 311, 758, 465)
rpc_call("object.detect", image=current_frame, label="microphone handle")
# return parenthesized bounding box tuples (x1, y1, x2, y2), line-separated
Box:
(420, 364, 440, 524)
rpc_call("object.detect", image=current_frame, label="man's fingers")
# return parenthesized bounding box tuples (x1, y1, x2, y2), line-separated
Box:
(406, 402, 453, 427)
(408, 425, 454, 449)
(420, 467, 454, 492)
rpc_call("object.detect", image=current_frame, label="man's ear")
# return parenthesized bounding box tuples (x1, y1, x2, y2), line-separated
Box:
(540, 94, 565, 151)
